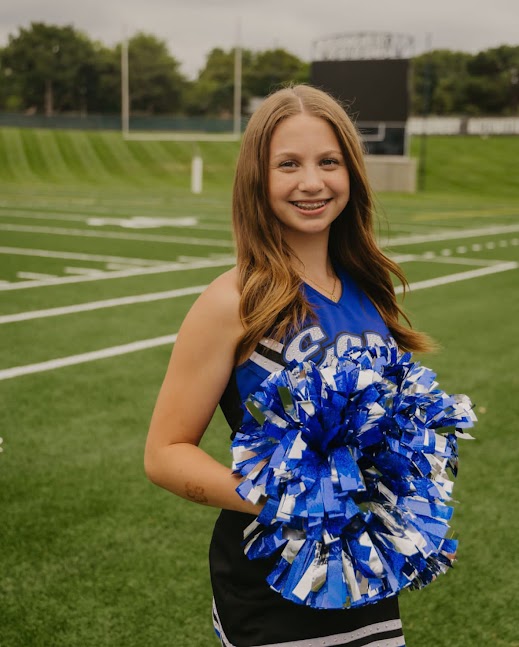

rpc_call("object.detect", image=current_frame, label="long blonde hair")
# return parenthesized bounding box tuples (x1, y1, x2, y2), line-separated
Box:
(233, 85, 433, 359)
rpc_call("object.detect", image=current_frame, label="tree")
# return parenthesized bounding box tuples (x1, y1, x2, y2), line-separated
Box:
(465, 45, 519, 115)
(126, 33, 187, 114)
(248, 49, 309, 97)
(2, 22, 98, 116)
(0, 46, 23, 110)
(411, 45, 519, 116)
(411, 50, 471, 115)
(86, 43, 120, 114)
(186, 47, 309, 116)
(186, 47, 254, 116)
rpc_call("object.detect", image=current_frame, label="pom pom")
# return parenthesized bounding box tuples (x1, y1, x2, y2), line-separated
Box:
(231, 346, 476, 609)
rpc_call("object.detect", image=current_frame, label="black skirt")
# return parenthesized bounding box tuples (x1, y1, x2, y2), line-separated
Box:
(209, 509, 406, 647)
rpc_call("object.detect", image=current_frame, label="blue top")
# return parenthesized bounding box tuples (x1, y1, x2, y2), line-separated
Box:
(212, 270, 405, 647)
(220, 268, 396, 434)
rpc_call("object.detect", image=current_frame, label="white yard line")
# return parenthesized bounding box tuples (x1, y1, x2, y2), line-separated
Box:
(17, 271, 57, 280)
(1, 259, 517, 381)
(0, 223, 235, 248)
(385, 223, 519, 246)
(3, 252, 497, 323)
(63, 267, 109, 276)
(0, 285, 208, 324)
(0, 246, 169, 265)
(399, 254, 506, 267)
(0, 256, 235, 291)
(1, 221, 516, 252)
(0, 209, 231, 232)
(0, 335, 178, 381)
(394, 261, 518, 293)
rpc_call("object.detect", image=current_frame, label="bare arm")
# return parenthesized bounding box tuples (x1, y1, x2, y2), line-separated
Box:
(144, 269, 261, 515)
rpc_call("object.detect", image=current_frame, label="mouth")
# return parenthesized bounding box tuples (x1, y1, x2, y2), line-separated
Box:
(290, 199, 331, 211)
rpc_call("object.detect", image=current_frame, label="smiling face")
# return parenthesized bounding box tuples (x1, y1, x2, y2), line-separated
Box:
(268, 112, 350, 245)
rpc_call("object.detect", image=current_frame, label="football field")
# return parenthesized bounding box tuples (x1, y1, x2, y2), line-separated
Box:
(0, 129, 518, 646)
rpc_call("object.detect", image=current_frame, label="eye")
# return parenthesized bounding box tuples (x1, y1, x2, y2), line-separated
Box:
(279, 160, 298, 169)
(321, 158, 340, 167)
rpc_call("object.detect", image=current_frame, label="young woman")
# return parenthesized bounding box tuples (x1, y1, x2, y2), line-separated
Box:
(145, 84, 432, 647)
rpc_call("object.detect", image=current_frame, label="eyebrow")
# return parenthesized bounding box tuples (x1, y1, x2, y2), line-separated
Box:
(271, 149, 344, 160)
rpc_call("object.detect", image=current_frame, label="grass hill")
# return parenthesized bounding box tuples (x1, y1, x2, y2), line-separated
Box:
(0, 127, 518, 197)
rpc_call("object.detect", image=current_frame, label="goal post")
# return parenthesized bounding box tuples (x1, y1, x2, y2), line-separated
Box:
(120, 32, 242, 143)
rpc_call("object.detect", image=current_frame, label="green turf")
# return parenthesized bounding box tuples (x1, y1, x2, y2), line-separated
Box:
(0, 128, 518, 646)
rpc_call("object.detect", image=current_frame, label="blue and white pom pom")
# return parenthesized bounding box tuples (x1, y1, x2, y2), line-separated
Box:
(231, 346, 476, 610)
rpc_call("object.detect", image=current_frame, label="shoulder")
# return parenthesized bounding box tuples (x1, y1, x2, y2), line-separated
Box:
(177, 267, 242, 340)
(194, 267, 240, 320)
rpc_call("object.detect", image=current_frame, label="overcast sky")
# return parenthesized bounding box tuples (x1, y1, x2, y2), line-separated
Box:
(1, 0, 518, 78)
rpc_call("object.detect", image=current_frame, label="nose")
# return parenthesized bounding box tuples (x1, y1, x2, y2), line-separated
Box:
(298, 166, 324, 192)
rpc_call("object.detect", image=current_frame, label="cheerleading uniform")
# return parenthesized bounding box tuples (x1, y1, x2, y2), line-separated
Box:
(210, 268, 406, 647)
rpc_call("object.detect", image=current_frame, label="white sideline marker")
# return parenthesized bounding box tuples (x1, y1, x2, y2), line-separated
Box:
(1, 260, 517, 381)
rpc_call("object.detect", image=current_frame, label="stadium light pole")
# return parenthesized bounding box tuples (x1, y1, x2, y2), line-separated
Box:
(121, 36, 130, 137)
(233, 18, 242, 137)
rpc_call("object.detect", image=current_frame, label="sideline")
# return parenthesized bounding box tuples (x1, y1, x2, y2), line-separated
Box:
(0, 260, 516, 381)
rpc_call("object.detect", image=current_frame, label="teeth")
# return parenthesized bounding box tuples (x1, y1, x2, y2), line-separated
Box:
(293, 201, 327, 210)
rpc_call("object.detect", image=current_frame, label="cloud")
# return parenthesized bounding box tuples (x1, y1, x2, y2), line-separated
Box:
(1, 0, 517, 78)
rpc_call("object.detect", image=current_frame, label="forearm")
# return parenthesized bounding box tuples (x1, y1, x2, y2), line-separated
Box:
(144, 442, 262, 515)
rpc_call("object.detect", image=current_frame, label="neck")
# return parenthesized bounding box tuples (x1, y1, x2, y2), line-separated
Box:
(284, 229, 333, 279)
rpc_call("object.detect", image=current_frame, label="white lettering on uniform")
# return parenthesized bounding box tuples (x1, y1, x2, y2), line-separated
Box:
(365, 332, 394, 348)
(336, 333, 363, 358)
(284, 326, 326, 363)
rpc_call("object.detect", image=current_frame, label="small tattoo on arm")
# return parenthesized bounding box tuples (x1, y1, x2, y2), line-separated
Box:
(185, 481, 209, 504)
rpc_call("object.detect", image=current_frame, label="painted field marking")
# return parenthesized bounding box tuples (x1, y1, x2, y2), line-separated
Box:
(17, 271, 57, 280)
(0, 252, 511, 323)
(394, 261, 518, 294)
(0, 223, 234, 248)
(63, 267, 107, 276)
(0, 246, 169, 265)
(385, 223, 519, 246)
(0, 209, 231, 233)
(104, 262, 146, 271)
(0, 256, 235, 292)
(1, 259, 517, 381)
(0, 285, 208, 324)
(0, 335, 178, 381)
(85, 216, 198, 228)
(2, 249, 495, 324)
(399, 253, 506, 267)
(2, 222, 518, 252)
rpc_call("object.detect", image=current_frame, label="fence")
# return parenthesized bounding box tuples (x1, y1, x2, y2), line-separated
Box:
(0, 113, 245, 132)
(408, 116, 519, 136)
(1, 112, 518, 137)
